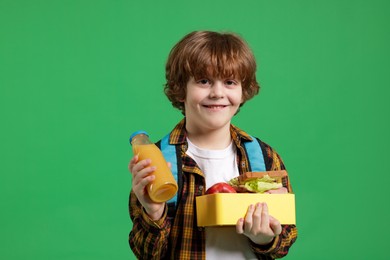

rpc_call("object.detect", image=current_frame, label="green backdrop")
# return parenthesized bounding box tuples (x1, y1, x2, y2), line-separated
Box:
(1, 0, 389, 259)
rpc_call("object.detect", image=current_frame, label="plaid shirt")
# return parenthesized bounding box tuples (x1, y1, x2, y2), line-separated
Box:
(129, 119, 298, 259)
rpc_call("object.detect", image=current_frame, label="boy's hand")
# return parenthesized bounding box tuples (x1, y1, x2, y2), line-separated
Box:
(129, 155, 165, 221)
(236, 202, 282, 245)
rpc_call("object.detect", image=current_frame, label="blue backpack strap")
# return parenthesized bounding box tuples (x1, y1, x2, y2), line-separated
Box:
(244, 135, 266, 172)
(160, 134, 178, 207)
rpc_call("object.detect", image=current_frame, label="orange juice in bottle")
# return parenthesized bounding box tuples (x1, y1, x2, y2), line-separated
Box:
(129, 130, 178, 203)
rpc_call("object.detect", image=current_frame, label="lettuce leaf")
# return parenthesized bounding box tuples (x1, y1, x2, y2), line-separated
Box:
(243, 175, 282, 193)
(229, 174, 283, 193)
(244, 180, 282, 193)
(228, 177, 240, 187)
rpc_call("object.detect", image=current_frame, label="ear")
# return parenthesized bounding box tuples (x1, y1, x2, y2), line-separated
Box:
(178, 92, 187, 103)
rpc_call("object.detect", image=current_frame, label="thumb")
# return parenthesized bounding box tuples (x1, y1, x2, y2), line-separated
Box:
(269, 215, 282, 236)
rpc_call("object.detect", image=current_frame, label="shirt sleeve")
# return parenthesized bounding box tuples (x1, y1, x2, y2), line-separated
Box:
(128, 191, 171, 259)
(249, 141, 298, 259)
(250, 224, 298, 259)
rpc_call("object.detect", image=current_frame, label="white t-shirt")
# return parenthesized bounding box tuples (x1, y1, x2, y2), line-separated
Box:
(186, 138, 257, 260)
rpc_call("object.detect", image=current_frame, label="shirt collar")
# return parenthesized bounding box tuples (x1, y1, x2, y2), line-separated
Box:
(168, 118, 254, 147)
(168, 118, 187, 145)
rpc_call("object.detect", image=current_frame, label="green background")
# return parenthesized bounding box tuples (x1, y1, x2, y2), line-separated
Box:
(1, 0, 389, 259)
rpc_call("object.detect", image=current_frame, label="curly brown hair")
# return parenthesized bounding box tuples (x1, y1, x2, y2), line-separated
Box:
(164, 31, 260, 113)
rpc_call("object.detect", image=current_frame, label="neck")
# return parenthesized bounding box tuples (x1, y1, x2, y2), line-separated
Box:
(185, 124, 232, 150)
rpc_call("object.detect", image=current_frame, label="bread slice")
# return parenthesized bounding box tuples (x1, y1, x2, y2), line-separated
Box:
(238, 170, 287, 183)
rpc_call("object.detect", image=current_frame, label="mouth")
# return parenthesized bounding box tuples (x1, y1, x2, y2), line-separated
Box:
(203, 105, 228, 110)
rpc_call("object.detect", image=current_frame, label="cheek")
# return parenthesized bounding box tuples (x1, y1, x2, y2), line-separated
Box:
(240, 94, 245, 104)
(234, 91, 243, 105)
(187, 90, 205, 104)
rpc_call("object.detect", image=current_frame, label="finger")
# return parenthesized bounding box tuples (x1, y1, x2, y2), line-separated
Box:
(244, 204, 255, 233)
(128, 155, 139, 172)
(252, 203, 263, 231)
(131, 158, 152, 175)
(167, 162, 172, 169)
(236, 218, 244, 234)
(269, 216, 282, 236)
(139, 174, 156, 189)
(260, 203, 270, 231)
(132, 171, 155, 194)
(133, 166, 156, 185)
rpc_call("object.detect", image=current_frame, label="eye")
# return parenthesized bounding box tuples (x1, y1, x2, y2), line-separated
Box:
(225, 79, 238, 86)
(197, 79, 211, 86)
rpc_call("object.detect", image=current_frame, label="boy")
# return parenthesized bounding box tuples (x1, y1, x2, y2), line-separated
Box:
(128, 31, 297, 259)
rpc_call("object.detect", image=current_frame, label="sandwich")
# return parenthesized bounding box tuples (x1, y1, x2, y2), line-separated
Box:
(229, 170, 288, 194)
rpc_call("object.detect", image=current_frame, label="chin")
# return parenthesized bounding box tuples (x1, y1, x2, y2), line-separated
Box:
(204, 118, 231, 129)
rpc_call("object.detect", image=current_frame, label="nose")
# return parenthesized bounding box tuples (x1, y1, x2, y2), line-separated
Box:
(209, 81, 224, 99)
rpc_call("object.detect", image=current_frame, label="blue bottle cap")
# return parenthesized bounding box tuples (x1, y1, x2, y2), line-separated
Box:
(129, 130, 149, 144)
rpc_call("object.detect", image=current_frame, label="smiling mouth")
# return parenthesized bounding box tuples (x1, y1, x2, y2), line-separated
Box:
(203, 105, 227, 109)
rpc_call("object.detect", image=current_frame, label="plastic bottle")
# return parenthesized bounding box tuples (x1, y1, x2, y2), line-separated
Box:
(129, 131, 178, 203)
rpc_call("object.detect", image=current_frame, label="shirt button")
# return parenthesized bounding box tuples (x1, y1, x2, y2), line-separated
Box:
(198, 185, 204, 195)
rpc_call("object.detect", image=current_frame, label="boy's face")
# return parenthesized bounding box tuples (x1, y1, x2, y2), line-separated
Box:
(183, 77, 243, 134)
